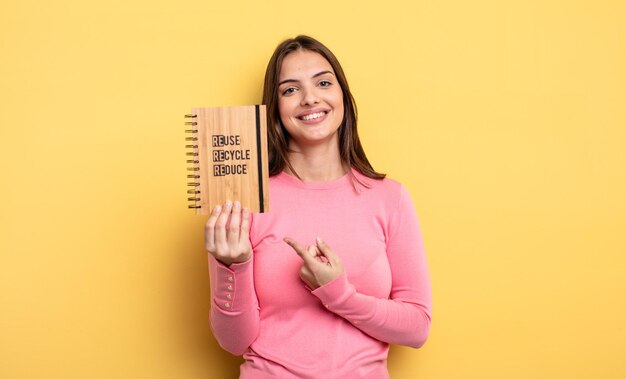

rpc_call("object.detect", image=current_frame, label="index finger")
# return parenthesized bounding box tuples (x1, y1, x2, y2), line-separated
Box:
(283, 237, 317, 267)
(239, 208, 251, 242)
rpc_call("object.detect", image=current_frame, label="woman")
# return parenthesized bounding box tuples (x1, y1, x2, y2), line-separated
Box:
(205, 35, 432, 378)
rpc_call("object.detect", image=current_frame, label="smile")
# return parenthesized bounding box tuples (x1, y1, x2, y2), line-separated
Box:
(298, 111, 327, 121)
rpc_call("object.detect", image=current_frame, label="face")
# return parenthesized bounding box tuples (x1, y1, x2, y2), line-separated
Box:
(277, 49, 344, 149)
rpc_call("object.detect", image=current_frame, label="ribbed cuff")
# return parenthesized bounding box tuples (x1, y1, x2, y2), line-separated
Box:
(212, 257, 255, 312)
(311, 271, 356, 311)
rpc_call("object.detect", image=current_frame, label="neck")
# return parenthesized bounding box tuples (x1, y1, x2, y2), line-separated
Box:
(286, 141, 347, 182)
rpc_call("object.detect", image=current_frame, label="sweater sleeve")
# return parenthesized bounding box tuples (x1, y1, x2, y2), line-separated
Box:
(311, 185, 432, 348)
(208, 254, 260, 355)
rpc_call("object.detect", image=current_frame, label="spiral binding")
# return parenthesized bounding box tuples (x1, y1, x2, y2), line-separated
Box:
(185, 114, 201, 209)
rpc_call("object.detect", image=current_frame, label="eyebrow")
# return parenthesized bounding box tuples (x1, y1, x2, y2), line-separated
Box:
(278, 70, 335, 87)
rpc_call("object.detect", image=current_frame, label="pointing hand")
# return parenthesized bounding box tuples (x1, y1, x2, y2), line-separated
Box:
(284, 237, 344, 289)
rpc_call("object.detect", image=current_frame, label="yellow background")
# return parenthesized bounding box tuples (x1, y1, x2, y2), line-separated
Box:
(1, 0, 625, 378)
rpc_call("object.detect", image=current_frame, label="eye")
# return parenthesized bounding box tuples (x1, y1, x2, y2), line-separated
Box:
(281, 87, 297, 95)
(318, 80, 332, 87)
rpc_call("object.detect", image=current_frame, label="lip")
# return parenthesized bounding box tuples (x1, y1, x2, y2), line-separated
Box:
(296, 108, 330, 119)
(296, 111, 329, 125)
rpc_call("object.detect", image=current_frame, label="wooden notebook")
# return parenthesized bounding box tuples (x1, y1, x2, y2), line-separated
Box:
(185, 105, 269, 214)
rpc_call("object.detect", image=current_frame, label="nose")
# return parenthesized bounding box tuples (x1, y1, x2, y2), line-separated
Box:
(300, 86, 320, 106)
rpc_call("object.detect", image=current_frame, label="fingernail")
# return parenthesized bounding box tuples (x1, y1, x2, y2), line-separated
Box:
(225, 201, 232, 208)
(243, 208, 249, 215)
(214, 205, 221, 212)
(234, 201, 241, 209)
(316, 237, 323, 244)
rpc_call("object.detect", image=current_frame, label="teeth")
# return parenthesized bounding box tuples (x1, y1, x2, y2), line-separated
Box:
(301, 112, 325, 121)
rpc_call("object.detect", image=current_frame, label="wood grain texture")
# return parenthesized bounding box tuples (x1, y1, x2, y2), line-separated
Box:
(188, 105, 269, 214)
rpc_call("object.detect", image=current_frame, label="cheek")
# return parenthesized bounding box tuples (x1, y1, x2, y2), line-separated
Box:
(278, 98, 293, 122)
(331, 88, 344, 109)
(333, 92, 345, 118)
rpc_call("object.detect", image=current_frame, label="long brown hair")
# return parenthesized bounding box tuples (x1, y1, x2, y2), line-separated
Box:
(262, 35, 385, 182)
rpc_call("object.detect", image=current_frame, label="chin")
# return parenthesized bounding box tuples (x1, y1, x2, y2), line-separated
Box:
(295, 131, 339, 146)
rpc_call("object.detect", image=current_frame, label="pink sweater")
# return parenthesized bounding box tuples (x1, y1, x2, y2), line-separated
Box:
(208, 169, 432, 378)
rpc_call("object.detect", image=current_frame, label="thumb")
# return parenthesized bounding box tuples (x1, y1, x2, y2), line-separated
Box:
(315, 237, 340, 264)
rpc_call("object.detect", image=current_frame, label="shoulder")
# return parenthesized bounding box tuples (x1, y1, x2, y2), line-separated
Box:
(352, 169, 406, 199)
(349, 170, 417, 222)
